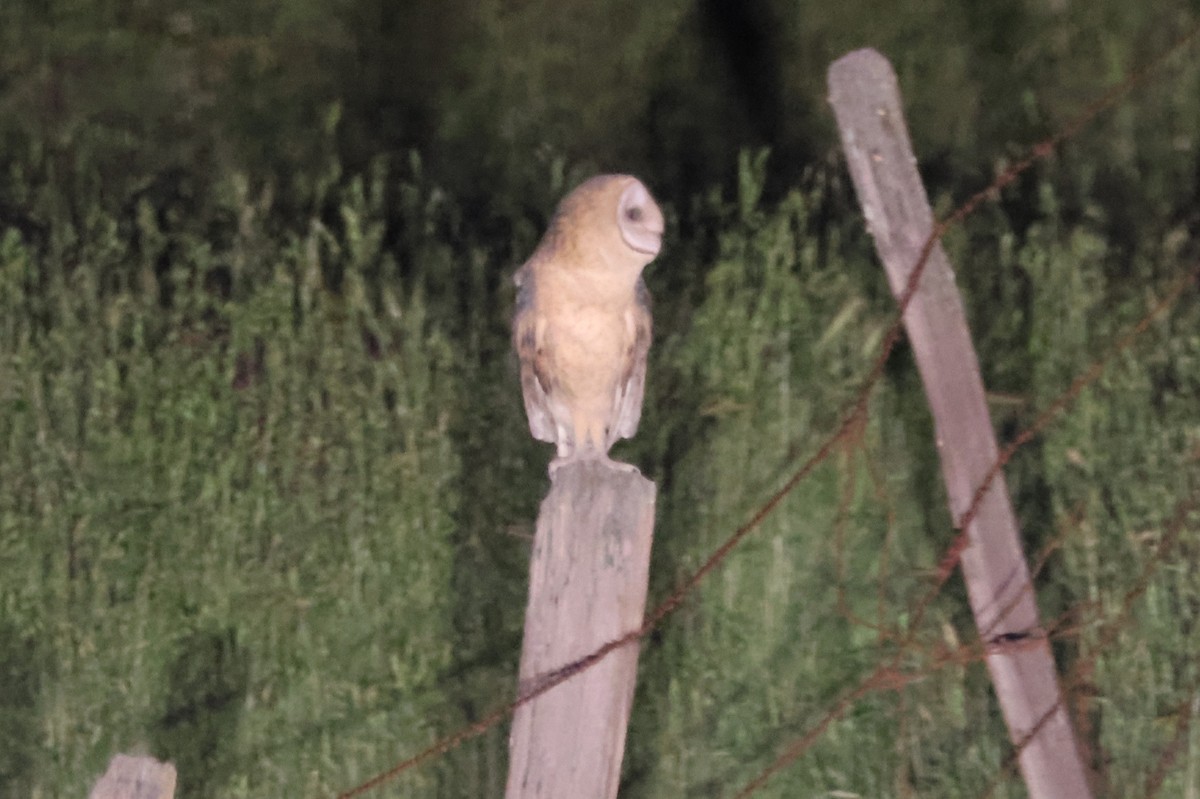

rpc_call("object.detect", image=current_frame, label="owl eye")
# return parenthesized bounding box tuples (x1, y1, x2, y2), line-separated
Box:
(625, 206, 644, 223)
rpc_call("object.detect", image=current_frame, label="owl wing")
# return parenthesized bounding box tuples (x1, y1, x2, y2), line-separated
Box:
(513, 263, 557, 443)
(611, 277, 652, 444)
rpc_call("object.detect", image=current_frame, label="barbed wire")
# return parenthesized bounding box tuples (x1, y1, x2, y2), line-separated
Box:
(331, 20, 1200, 799)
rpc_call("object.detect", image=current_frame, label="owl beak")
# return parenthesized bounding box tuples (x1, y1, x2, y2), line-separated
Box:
(626, 228, 662, 257)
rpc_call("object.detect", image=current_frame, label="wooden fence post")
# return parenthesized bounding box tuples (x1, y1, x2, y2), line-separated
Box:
(828, 49, 1095, 798)
(88, 754, 176, 799)
(504, 461, 656, 799)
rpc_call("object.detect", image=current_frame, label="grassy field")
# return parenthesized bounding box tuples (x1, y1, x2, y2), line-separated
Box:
(2, 3, 1200, 795)
(1, 147, 1198, 797)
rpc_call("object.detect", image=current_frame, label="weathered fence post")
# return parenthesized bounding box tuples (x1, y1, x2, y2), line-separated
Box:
(828, 49, 1095, 798)
(88, 754, 176, 799)
(504, 461, 656, 799)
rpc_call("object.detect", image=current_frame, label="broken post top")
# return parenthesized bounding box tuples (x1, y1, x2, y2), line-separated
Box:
(89, 755, 177, 799)
(544, 459, 655, 504)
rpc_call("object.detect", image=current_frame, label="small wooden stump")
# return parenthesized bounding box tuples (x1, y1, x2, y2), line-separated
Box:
(89, 754, 176, 799)
(505, 461, 657, 799)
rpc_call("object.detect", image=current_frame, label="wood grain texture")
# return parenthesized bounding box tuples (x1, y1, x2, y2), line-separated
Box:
(89, 755, 176, 799)
(505, 461, 656, 799)
(828, 48, 1094, 799)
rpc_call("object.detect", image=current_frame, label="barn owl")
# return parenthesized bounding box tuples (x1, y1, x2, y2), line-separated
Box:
(512, 175, 662, 478)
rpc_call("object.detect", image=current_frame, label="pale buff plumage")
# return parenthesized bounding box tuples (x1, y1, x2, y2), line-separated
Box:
(513, 175, 662, 477)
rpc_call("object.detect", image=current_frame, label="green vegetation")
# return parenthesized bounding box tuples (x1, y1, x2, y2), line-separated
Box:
(1, 2, 1199, 797)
